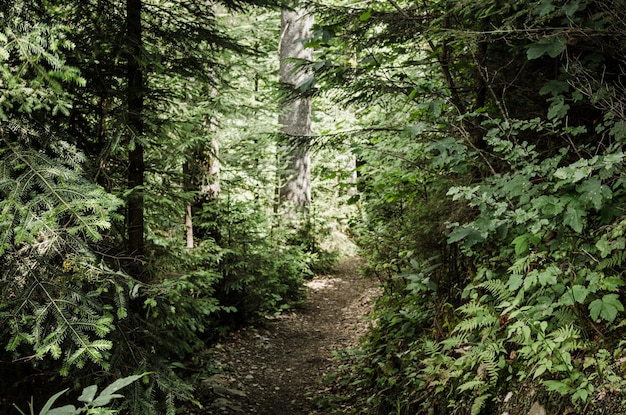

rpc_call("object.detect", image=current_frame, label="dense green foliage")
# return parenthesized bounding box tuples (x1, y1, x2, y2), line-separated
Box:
(6, 0, 626, 413)
(309, 0, 626, 413)
(1, 1, 335, 413)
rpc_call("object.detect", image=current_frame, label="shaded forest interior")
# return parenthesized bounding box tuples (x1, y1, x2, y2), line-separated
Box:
(3, 1, 626, 414)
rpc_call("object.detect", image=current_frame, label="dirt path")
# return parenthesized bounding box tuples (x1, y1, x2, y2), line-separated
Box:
(204, 257, 380, 414)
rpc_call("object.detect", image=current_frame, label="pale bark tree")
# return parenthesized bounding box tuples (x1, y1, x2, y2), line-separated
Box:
(278, 6, 313, 214)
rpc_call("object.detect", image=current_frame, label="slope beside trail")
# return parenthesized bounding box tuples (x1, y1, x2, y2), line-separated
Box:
(203, 257, 380, 415)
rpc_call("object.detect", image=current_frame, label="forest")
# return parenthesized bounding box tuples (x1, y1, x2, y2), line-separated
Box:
(2, 0, 626, 414)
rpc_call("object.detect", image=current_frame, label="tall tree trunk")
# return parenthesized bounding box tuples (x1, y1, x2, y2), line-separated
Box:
(278, 7, 313, 215)
(126, 0, 145, 264)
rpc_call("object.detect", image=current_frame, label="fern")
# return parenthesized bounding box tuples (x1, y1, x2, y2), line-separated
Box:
(598, 250, 626, 271)
(509, 254, 533, 275)
(478, 279, 513, 302)
(470, 393, 491, 415)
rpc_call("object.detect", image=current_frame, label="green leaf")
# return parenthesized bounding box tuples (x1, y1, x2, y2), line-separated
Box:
(563, 205, 585, 233)
(512, 234, 529, 255)
(609, 121, 626, 141)
(524, 271, 538, 291)
(538, 266, 559, 286)
(539, 80, 569, 97)
(589, 294, 624, 322)
(533, 195, 564, 216)
(46, 406, 77, 415)
(38, 389, 69, 415)
(78, 385, 98, 404)
(571, 285, 589, 304)
(92, 374, 146, 407)
(553, 163, 591, 183)
(359, 9, 372, 22)
(447, 226, 480, 244)
(543, 379, 573, 394)
(535, 0, 556, 16)
(547, 96, 570, 120)
(533, 364, 548, 379)
(507, 274, 524, 291)
(562, 0, 585, 17)
(527, 36, 567, 60)
(577, 178, 612, 210)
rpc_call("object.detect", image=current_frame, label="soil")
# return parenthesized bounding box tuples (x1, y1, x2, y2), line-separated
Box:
(200, 257, 380, 415)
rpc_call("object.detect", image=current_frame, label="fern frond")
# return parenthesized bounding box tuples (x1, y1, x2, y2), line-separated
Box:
(478, 279, 513, 302)
(470, 393, 491, 415)
(598, 250, 626, 271)
(454, 314, 499, 334)
(509, 254, 532, 275)
(458, 379, 486, 392)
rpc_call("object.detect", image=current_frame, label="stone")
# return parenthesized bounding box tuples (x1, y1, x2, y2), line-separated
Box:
(527, 401, 546, 415)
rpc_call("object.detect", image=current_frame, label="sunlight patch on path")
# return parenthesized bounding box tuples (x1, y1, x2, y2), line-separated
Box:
(305, 277, 343, 290)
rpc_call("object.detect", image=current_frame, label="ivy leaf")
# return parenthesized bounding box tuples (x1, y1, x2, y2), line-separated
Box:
(588, 294, 624, 322)
(527, 36, 567, 60)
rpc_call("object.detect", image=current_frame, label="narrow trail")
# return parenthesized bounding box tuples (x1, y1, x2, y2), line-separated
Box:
(204, 257, 380, 414)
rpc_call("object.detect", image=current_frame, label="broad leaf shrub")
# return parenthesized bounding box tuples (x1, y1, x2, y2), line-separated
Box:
(313, 0, 626, 414)
(438, 114, 626, 412)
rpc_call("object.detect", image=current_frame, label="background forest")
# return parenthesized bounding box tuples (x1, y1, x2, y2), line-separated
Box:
(2, 0, 626, 414)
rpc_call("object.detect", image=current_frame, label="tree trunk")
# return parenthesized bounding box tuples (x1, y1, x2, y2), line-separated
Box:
(126, 0, 145, 264)
(185, 134, 221, 245)
(183, 161, 195, 248)
(278, 7, 313, 215)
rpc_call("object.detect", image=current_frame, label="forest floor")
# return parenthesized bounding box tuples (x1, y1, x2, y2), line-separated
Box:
(199, 257, 380, 415)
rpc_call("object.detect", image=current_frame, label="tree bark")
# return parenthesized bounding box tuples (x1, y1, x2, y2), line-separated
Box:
(278, 7, 313, 215)
(126, 0, 145, 263)
(185, 133, 220, 245)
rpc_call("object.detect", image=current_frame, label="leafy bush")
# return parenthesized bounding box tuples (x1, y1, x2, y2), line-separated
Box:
(14, 374, 146, 415)
(313, 0, 626, 414)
